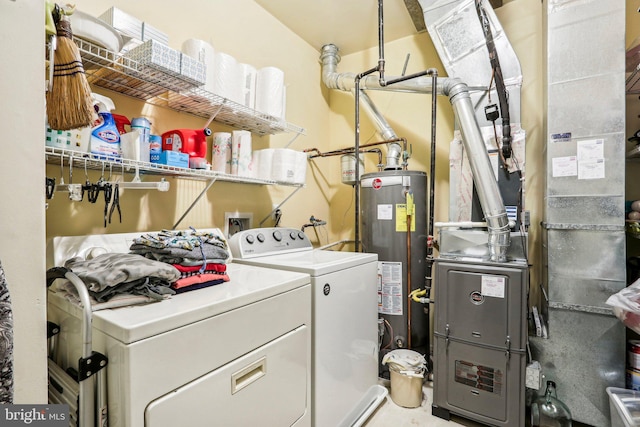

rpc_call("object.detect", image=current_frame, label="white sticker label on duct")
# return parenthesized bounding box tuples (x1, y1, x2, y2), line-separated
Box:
(577, 139, 605, 180)
(481, 275, 505, 298)
(378, 261, 403, 315)
(552, 156, 577, 177)
(377, 204, 393, 220)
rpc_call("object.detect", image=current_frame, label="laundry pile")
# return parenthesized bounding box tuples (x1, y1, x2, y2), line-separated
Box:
(55, 229, 232, 311)
(63, 252, 180, 309)
(129, 229, 231, 294)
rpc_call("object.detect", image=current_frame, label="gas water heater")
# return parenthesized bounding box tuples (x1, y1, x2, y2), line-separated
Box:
(361, 170, 429, 356)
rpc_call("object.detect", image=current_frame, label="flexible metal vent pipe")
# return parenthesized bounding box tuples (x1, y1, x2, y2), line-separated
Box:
(320, 44, 510, 261)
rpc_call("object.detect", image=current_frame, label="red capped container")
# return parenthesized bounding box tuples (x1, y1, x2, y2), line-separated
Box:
(161, 128, 212, 159)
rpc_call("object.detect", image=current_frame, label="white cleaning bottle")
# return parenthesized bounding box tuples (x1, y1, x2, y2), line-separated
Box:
(89, 94, 121, 160)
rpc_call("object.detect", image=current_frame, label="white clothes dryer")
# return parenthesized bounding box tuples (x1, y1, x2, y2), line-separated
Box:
(47, 231, 311, 427)
(228, 227, 387, 427)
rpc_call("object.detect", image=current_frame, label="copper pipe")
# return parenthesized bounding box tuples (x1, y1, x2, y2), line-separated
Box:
(304, 137, 407, 159)
(406, 200, 412, 349)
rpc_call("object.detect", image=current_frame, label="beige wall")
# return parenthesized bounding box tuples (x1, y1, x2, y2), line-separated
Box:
(46, 0, 332, 244)
(325, 0, 544, 285)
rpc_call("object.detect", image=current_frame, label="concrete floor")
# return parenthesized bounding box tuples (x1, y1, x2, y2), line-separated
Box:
(363, 380, 485, 427)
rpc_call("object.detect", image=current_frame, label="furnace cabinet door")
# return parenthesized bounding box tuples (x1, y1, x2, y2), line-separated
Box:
(434, 261, 528, 350)
(433, 336, 525, 426)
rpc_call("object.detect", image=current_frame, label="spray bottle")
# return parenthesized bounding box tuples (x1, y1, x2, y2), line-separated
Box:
(89, 93, 121, 159)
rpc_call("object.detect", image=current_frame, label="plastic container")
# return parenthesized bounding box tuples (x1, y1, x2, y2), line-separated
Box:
(608, 387, 640, 427)
(149, 134, 162, 164)
(131, 117, 151, 163)
(89, 94, 120, 160)
(161, 128, 211, 158)
(341, 153, 364, 185)
(381, 349, 426, 408)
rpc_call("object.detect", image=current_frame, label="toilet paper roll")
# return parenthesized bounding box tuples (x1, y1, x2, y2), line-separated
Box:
(212, 132, 232, 173)
(181, 39, 215, 93)
(214, 52, 241, 103)
(255, 66, 285, 118)
(232, 130, 252, 177)
(271, 148, 297, 183)
(293, 150, 307, 184)
(238, 63, 257, 109)
(255, 149, 275, 180)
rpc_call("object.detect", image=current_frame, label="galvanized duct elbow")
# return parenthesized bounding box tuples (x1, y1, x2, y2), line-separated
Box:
(442, 79, 510, 261)
(321, 45, 404, 169)
(320, 44, 510, 261)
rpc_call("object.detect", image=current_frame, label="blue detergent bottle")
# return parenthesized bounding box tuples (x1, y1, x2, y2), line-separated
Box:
(89, 94, 121, 160)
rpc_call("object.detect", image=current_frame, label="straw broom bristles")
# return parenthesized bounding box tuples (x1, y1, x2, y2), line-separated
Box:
(46, 16, 94, 131)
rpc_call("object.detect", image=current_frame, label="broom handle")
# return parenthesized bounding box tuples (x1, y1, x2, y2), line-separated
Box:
(48, 35, 56, 92)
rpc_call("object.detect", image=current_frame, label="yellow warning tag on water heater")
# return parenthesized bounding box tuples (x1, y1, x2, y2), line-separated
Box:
(395, 196, 415, 232)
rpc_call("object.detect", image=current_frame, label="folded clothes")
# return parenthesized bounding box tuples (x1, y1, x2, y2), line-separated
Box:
(130, 229, 231, 265)
(173, 263, 227, 274)
(133, 229, 228, 251)
(64, 253, 180, 292)
(171, 273, 230, 290)
(172, 279, 227, 294)
(130, 243, 229, 262)
(54, 281, 168, 311)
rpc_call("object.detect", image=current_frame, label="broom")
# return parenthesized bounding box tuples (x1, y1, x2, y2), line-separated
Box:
(46, 7, 94, 131)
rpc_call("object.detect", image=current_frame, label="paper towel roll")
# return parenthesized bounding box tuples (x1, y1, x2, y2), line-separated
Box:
(232, 130, 252, 177)
(214, 52, 241, 103)
(255, 66, 285, 118)
(181, 39, 215, 93)
(212, 132, 232, 173)
(120, 130, 141, 161)
(255, 149, 275, 180)
(237, 63, 257, 109)
(271, 148, 297, 183)
(293, 150, 307, 184)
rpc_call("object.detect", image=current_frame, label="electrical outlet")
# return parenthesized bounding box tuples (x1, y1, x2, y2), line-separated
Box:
(224, 212, 253, 238)
(526, 361, 542, 390)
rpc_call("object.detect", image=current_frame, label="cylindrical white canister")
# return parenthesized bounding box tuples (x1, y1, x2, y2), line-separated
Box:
(341, 153, 365, 185)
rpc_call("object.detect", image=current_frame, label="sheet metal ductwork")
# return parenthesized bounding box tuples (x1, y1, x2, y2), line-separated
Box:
(320, 43, 510, 261)
(418, 0, 522, 126)
(530, 1, 627, 426)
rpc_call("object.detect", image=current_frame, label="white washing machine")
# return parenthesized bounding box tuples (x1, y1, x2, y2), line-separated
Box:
(46, 231, 311, 427)
(228, 227, 387, 427)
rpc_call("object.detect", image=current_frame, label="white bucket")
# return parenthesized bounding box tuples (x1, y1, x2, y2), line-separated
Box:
(382, 349, 426, 408)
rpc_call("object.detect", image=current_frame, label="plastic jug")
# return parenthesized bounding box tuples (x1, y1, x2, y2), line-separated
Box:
(161, 128, 212, 159)
(89, 94, 120, 159)
(531, 381, 573, 427)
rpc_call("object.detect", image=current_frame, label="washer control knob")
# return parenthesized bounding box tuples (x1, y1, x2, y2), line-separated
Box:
(245, 234, 255, 244)
(290, 231, 297, 240)
(257, 233, 265, 243)
(298, 232, 305, 240)
(273, 230, 282, 242)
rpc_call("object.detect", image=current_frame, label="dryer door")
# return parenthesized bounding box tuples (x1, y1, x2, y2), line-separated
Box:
(145, 325, 308, 427)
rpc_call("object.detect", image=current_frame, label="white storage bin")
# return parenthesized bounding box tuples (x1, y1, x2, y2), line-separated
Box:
(608, 387, 640, 427)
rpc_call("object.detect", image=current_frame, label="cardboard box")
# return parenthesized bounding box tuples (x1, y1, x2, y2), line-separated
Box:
(159, 151, 189, 168)
(126, 39, 181, 77)
(180, 53, 207, 86)
(98, 7, 143, 40)
(142, 22, 169, 45)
